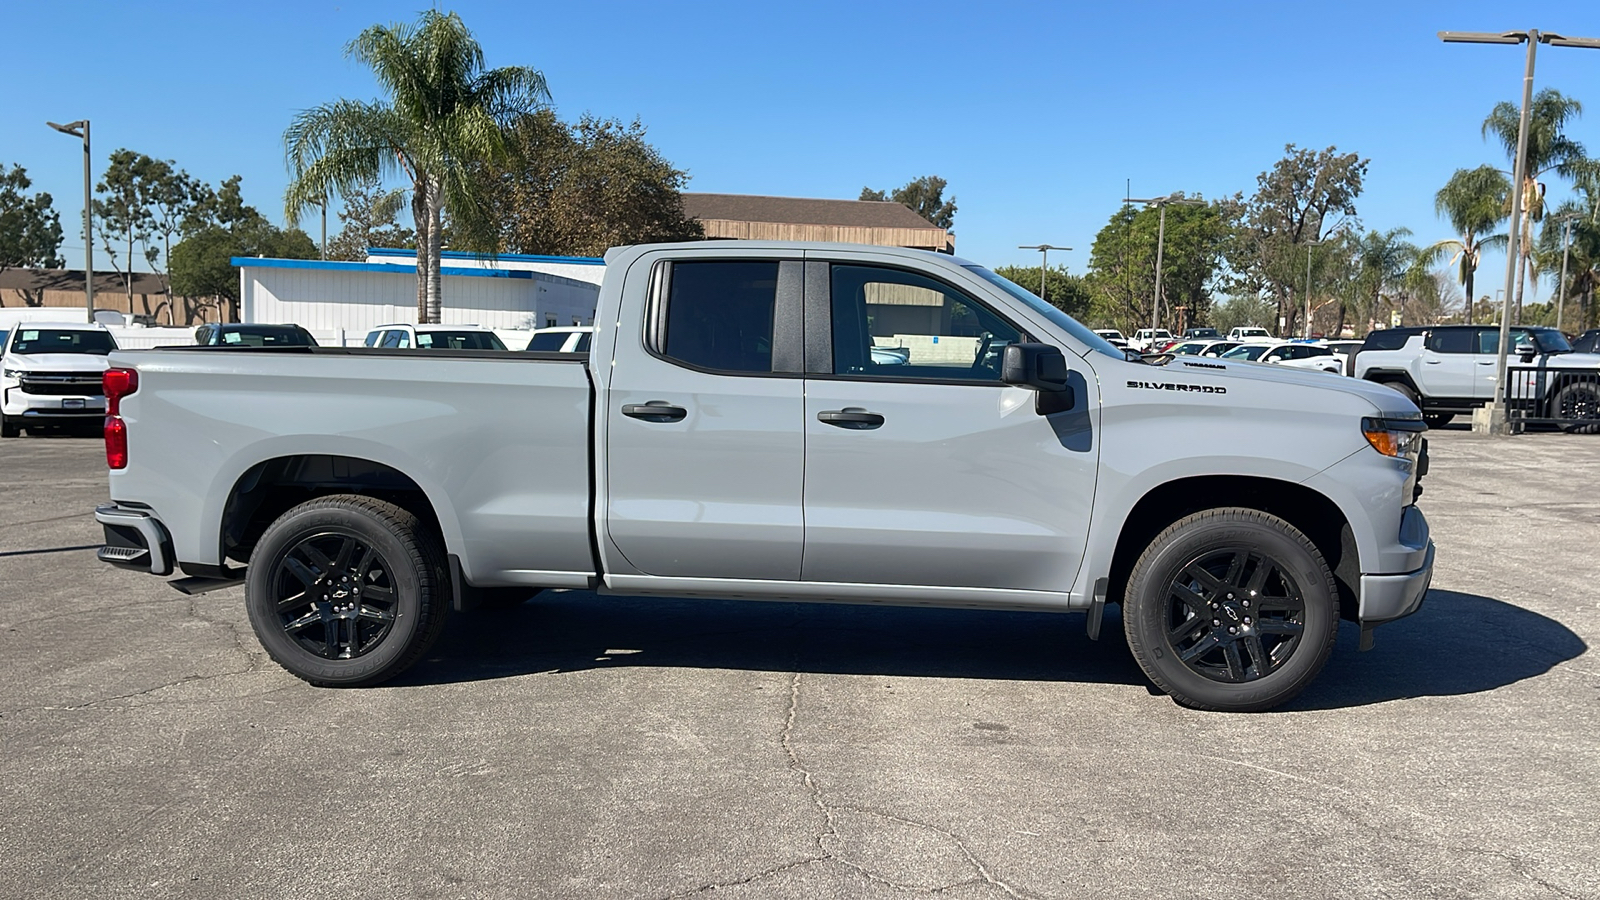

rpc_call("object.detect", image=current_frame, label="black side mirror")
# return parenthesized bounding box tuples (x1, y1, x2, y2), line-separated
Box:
(1003, 342, 1068, 389)
(1002, 343, 1075, 414)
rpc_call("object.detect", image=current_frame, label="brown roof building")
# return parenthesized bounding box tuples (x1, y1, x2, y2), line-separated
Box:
(682, 193, 953, 253)
(0, 268, 175, 321)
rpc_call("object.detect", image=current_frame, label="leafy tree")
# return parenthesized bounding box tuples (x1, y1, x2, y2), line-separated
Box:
(1083, 197, 1232, 333)
(991, 264, 1090, 319)
(1211, 292, 1277, 336)
(285, 9, 550, 323)
(859, 176, 956, 230)
(1226, 145, 1369, 336)
(170, 178, 316, 323)
(94, 149, 157, 308)
(1482, 89, 1586, 322)
(475, 110, 702, 257)
(1350, 227, 1420, 335)
(0, 163, 64, 306)
(1536, 166, 1600, 331)
(1419, 165, 1510, 311)
(327, 177, 414, 261)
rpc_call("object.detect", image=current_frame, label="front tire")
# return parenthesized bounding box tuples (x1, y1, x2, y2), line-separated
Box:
(245, 495, 450, 687)
(1123, 509, 1339, 712)
(0, 412, 18, 438)
(1553, 382, 1600, 434)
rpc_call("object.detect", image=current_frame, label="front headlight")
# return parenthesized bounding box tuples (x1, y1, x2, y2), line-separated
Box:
(1361, 416, 1426, 459)
(1364, 416, 1427, 505)
(1, 369, 24, 379)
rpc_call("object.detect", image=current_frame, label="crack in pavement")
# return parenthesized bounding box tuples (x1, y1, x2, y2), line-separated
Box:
(778, 663, 1031, 898)
(0, 593, 268, 717)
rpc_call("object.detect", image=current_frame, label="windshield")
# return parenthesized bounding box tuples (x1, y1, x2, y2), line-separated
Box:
(10, 328, 117, 355)
(218, 327, 316, 347)
(1221, 345, 1269, 361)
(964, 266, 1122, 359)
(525, 332, 570, 351)
(1535, 330, 1574, 353)
(415, 331, 507, 350)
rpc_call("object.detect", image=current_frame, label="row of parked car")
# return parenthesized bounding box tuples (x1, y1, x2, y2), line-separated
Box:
(1092, 326, 1363, 375)
(0, 320, 596, 437)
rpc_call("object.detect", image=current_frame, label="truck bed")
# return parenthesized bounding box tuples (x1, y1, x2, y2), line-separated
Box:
(107, 346, 597, 586)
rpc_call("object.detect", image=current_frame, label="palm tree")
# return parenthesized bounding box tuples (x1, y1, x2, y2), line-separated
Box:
(284, 10, 549, 322)
(1482, 89, 1586, 323)
(1352, 227, 1418, 332)
(1419, 165, 1510, 314)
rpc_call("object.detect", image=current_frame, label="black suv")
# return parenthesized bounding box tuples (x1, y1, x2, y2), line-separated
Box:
(194, 323, 318, 347)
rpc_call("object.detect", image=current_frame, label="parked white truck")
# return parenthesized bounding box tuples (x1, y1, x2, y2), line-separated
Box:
(1, 322, 116, 437)
(95, 242, 1434, 712)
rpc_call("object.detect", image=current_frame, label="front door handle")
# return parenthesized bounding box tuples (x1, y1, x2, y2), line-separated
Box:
(622, 401, 687, 422)
(818, 407, 885, 429)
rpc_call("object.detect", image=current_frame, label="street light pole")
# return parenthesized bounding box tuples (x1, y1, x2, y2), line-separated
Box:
(1439, 28, 1600, 433)
(1018, 244, 1071, 305)
(47, 119, 93, 324)
(1126, 192, 1203, 333)
(1303, 240, 1326, 339)
(1553, 213, 1579, 332)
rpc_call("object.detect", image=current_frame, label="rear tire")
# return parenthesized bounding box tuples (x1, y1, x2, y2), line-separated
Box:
(245, 494, 450, 687)
(1553, 382, 1600, 434)
(1423, 413, 1454, 429)
(1123, 508, 1339, 712)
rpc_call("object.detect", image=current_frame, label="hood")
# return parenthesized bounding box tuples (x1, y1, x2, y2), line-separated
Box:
(3, 353, 114, 373)
(1150, 355, 1418, 417)
(1541, 351, 1600, 368)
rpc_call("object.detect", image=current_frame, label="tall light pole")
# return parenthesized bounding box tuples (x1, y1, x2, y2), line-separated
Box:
(46, 119, 93, 324)
(1553, 212, 1580, 332)
(1303, 238, 1327, 338)
(1440, 29, 1600, 434)
(1018, 244, 1071, 305)
(1126, 192, 1203, 333)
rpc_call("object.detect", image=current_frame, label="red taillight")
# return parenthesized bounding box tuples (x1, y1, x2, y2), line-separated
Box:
(105, 415, 128, 469)
(104, 367, 138, 416)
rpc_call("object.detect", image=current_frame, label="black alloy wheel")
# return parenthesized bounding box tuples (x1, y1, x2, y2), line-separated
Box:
(1554, 383, 1600, 434)
(1164, 548, 1305, 684)
(271, 531, 398, 660)
(245, 495, 449, 687)
(1123, 508, 1339, 712)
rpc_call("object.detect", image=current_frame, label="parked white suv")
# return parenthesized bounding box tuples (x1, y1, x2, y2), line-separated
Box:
(1228, 327, 1273, 342)
(362, 324, 508, 351)
(1221, 342, 1342, 373)
(523, 326, 593, 353)
(1, 323, 117, 437)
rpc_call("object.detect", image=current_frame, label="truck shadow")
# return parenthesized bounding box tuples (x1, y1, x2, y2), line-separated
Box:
(1289, 589, 1588, 710)
(397, 589, 1585, 710)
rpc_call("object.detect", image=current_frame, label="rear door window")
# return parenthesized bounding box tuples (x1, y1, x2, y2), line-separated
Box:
(1428, 329, 1474, 353)
(658, 261, 779, 373)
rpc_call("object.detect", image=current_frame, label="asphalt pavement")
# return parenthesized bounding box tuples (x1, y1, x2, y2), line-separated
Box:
(0, 427, 1596, 899)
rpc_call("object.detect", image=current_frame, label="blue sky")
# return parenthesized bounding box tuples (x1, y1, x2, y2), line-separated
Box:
(5, 0, 1599, 304)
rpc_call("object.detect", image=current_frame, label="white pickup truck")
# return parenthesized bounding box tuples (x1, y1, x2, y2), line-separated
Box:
(95, 241, 1434, 712)
(1, 322, 116, 437)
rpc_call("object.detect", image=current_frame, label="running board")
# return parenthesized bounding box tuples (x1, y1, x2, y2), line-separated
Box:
(167, 574, 246, 596)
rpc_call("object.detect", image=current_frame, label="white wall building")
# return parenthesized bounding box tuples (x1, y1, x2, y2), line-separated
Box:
(233, 252, 603, 345)
(365, 248, 606, 286)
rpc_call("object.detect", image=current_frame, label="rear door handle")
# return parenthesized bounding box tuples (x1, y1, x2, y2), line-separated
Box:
(818, 407, 885, 429)
(622, 401, 687, 422)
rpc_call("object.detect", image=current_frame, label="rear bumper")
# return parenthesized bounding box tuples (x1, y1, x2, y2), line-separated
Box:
(95, 504, 174, 576)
